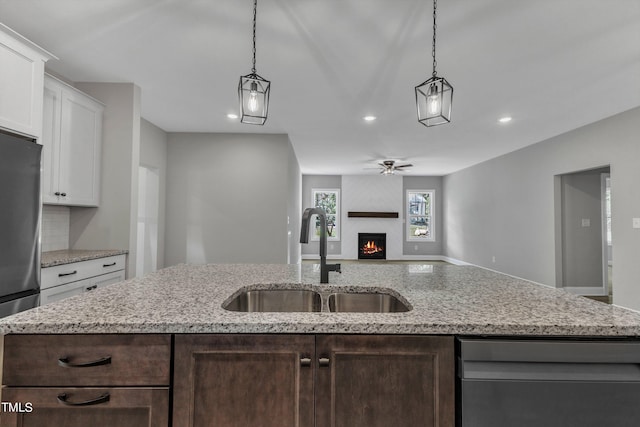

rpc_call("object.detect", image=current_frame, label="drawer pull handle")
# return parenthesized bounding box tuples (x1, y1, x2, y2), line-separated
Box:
(57, 392, 110, 407)
(85, 285, 98, 291)
(58, 355, 112, 368)
(103, 262, 117, 267)
(58, 270, 77, 277)
(319, 356, 330, 367)
(300, 357, 312, 367)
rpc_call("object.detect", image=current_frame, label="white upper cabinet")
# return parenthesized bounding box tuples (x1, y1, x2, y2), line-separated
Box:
(0, 24, 55, 138)
(42, 74, 104, 206)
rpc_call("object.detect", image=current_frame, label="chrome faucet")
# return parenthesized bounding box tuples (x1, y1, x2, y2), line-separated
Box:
(300, 207, 341, 283)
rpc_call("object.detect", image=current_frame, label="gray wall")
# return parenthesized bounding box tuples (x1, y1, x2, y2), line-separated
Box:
(560, 169, 606, 288)
(140, 118, 168, 270)
(443, 107, 640, 311)
(301, 175, 342, 256)
(69, 82, 141, 277)
(164, 133, 297, 266)
(287, 138, 302, 264)
(301, 175, 444, 258)
(403, 176, 443, 256)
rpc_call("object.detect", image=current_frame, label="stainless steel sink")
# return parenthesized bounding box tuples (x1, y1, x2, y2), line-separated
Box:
(328, 292, 410, 313)
(223, 289, 322, 312)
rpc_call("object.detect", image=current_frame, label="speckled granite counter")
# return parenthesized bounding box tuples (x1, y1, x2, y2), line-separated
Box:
(1, 263, 639, 336)
(41, 249, 128, 267)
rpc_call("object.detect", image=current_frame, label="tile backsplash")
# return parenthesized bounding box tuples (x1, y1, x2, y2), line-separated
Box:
(41, 205, 70, 252)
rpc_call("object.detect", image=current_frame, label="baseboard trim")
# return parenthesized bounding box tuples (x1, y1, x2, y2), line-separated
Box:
(563, 286, 608, 296)
(443, 256, 553, 288)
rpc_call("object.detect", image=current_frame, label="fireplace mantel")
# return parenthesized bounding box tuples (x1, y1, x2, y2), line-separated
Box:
(348, 212, 399, 219)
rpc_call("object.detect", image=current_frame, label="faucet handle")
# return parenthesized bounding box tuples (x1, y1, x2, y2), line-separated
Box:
(330, 263, 341, 274)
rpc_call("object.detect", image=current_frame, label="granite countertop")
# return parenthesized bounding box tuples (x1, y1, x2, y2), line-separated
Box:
(1, 263, 640, 336)
(41, 249, 129, 268)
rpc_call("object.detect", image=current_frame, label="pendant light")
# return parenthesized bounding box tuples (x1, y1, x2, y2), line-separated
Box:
(238, 0, 270, 125)
(415, 0, 453, 127)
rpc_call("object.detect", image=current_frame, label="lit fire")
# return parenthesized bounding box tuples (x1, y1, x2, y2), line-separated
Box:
(361, 240, 384, 255)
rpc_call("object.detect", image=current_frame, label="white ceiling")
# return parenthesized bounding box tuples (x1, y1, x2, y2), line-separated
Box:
(2, 0, 639, 175)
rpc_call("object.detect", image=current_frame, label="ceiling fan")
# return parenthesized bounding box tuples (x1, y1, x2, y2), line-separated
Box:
(379, 160, 413, 175)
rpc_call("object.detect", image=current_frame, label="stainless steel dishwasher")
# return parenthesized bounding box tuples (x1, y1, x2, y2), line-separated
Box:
(458, 338, 640, 427)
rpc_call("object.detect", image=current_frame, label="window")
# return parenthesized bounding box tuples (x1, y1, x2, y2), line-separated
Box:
(406, 190, 435, 241)
(312, 189, 340, 240)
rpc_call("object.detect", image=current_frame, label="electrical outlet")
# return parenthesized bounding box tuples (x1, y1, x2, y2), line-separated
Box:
(633, 218, 640, 229)
(581, 218, 591, 227)
(492, 256, 496, 263)
(414, 244, 419, 251)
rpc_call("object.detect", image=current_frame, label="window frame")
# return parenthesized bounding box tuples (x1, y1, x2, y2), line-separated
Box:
(311, 188, 340, 241)
(406, 189, 435, 242)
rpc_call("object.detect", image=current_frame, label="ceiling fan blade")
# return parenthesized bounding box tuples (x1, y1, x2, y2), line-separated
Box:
(394, 164, 413, 169)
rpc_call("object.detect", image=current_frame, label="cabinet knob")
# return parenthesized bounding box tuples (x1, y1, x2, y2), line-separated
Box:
(60, 192, 66, 197)
(300, 357, 312, 367)
(319, 356, 330, 367)
(54, 192, 60, 196)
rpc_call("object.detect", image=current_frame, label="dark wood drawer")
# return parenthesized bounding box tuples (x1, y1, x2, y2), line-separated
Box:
(2, 335, 171, 386)
(0, 387, 169, 427)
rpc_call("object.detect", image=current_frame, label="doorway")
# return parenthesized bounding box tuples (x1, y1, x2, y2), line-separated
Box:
(136, 165, 160, 278)
(555, 166, 612, 301)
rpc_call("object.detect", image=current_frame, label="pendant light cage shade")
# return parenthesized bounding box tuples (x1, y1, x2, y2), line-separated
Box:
(238, 73, 271, 125)
(415, 76, 453, 127)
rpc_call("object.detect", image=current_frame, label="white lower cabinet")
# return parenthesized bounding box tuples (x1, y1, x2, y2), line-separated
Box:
(40, 255, 126, 306)
(41, 271, 125, 305)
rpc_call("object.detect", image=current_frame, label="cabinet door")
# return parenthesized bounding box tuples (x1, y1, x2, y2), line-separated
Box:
(315, 335, 455, 427)
(58, 88, 102, 206)
(91, 270, 125, 290)
(173, 335, 315, 427)
(41, 81, 62, 204)
(40, 279, 88, 305)
(39, 271, 123, 306)
(0, 387, 168, 427)
(0, 27, 48, 138)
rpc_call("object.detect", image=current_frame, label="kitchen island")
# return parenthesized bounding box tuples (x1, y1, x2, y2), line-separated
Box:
(1, 262, 639, 335)
(1, 263, 639, 427)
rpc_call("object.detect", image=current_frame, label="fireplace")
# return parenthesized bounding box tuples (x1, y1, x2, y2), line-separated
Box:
(358, 233, 386, 260)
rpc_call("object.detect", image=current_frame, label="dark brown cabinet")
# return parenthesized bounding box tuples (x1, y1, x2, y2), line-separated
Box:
(0, 387, 168, 427)
(0, 334, 171, 427)
(173, 334, 454, 427)
(173, 334, 316, 427)
(315, 335, 454, 427)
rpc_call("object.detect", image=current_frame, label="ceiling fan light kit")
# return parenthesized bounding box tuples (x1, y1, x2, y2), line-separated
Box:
(415, 0, 453, 127)
(380, 160, 413, 175)
(238, 0, 270, 125)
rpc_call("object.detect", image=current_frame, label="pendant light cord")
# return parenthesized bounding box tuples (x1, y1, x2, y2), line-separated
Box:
(252, 0, 257, 74)
(431, 0, 437, 78)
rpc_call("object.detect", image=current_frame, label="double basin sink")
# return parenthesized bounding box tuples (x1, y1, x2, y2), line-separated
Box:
(223, 288, 410, 313)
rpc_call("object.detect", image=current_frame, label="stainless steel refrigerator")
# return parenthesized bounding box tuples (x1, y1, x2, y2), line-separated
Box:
(0, 130, 41, 317)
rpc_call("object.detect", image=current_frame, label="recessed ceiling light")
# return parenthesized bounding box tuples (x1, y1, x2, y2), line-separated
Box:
(363, 115, 376, 122)
(498, 116, 512, 123)
(227, 113, 238, 119)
